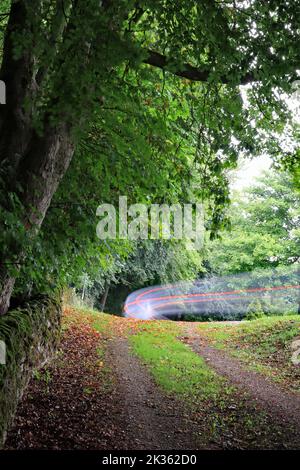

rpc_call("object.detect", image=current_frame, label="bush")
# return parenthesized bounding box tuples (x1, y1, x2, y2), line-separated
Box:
(245, 299, 265, 320)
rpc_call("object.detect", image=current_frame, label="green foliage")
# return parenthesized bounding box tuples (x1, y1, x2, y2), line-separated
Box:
(70, 239, 203, 311)
(1, 1, 300, 301)
(206, 170, 300, 275)
(112, 239, 203, 287)
(245, 299, 265, 320)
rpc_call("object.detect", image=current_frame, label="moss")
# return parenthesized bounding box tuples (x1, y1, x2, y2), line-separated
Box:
(0, 295, 61, 448)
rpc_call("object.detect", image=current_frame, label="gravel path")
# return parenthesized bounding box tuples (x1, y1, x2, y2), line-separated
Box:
(184, 324, 300, 433)
(108, 337, 205, 450)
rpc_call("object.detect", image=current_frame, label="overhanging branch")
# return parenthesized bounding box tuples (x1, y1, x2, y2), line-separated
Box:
(143, 49, 255, 85)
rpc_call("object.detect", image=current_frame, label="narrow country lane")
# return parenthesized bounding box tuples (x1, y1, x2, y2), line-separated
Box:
(108, 337, 206, 450)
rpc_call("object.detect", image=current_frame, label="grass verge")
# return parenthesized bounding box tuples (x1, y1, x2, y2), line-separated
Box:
(130, 321, 228, 402)
(198, 315, 300, 391)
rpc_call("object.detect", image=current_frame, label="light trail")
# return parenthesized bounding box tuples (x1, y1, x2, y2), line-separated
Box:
(127, 284, 300, 309)
(124, 267, 300, 320)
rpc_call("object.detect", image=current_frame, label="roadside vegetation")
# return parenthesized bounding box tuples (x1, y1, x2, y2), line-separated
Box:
(198, 315, 300, 391)
(66, 170, 299, 321)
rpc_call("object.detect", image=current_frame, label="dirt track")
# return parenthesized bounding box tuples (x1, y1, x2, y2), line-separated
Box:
(4, 315, 300, 450)
(182, 323, 300, 441)
(108, 337, 204, 450)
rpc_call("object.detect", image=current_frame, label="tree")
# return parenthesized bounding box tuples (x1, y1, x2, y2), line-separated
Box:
(0, 0, 300, 314)
(74, 239, 203, 314)
(206, 170, 300, 274)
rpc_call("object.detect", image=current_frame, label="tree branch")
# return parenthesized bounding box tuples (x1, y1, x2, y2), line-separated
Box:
(143, 49, 256, 85)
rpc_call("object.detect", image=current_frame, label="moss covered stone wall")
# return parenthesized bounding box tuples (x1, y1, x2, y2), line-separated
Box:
(0, 295, 61, 447)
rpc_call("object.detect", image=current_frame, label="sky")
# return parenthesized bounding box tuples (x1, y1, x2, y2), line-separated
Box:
(230, 154, 272, 191)
(230, 79, 300, 192)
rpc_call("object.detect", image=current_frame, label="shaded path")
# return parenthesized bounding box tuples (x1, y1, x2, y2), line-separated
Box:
(108, 337, 205, 450)
(5, 310, 299, 451)
(183, 323, 300, 434)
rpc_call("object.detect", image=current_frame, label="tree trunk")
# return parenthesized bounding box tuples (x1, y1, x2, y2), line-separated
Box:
(99, 282, 110, 312)
(0, 276, 16, 318)
(0, 124, 75, 315)
(0, 1, 39, 172)
(0, 2, 81, 315)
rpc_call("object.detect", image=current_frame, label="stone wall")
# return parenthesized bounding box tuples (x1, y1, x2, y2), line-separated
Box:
(0, 295, 61, 447)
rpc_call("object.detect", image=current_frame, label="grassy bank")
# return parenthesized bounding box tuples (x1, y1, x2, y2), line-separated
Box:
(198, 315, 300, 391)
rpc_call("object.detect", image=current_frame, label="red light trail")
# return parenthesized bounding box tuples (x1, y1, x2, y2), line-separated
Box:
(124, 283, 300, 318)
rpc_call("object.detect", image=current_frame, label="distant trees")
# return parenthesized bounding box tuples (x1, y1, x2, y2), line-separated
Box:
(74, 239, 203, 313)
(206, 171, 300, 274)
